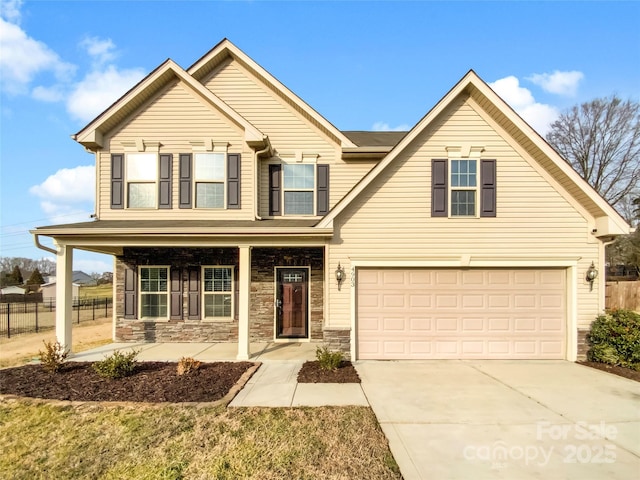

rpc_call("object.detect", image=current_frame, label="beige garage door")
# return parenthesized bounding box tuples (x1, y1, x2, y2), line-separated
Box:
(357, 268, 566, 360)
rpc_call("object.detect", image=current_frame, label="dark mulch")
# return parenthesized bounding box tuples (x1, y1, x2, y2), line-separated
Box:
(577, 361, 640, 382)
(297, 360, 360, 383)
(0, 361, 254, 403)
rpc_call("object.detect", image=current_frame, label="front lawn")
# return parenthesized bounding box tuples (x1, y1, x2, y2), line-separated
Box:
(0, 401, 401, 479)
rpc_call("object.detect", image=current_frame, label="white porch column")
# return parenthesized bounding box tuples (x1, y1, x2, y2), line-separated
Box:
(237, 245, 252, 360)
(54, 241, 73, 352)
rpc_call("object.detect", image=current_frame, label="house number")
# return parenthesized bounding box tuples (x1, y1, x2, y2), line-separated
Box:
(350, 267, 355, 287)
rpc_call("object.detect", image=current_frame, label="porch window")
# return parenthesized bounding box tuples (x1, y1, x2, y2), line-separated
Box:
(127, 153, 157, 208)
(283, 163, 314, 215)
(203, 266, 233, 318)
(450, 159, 477, 216)
(139, 267, 168, 318)
(195, 153, 225, 208)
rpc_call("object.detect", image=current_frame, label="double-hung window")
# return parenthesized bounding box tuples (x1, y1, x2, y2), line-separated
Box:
(127, 153, 157, 208)
(203, 267, 233, 318)
(450, 159, 477, 217)
(139, 267, 168, 318)
(195, 153, 225, 208)
(283, 163, 315, 215)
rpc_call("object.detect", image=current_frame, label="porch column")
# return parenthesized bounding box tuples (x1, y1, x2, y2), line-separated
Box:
(54, 241, 73, 352)
(237, 245, 252, 360)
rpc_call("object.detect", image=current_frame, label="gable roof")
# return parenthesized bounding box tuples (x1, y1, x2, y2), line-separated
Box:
(73, 58, 267, 150)
(188, 39, 357, 149)
(318, 70, 630, 237)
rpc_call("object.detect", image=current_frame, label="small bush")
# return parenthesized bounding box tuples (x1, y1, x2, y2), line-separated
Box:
(93, 350, 139, 379)
(587, 309, 640, 370)
(316, 346, 343, 371)
(38, 340, 69, 373)
(177, 357, 201, 376)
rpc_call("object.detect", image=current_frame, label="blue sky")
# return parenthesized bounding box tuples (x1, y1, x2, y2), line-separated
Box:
(1, 0, 639, 274)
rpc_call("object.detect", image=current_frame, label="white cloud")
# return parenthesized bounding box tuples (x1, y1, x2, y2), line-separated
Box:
(489, 76, 559, 135)
(32, 85, 64, 102)
(372, 121, 411, 132)
(30, 165, 95, 222)
(0, 0, 23, 23)
(0, 17, 75, 95)
(527, 70, 584, 96)
(80, 36, 117, 66)
(66, 65, 145, 122)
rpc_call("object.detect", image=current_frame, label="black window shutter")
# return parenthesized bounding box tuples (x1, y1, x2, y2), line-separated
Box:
(111, 154, 124, 209)
(179, 154, 192, 209)
(159, 154, 172, 209)
(316, 164, 330, 216)
(227, 153, 241, 209)
(269, 164, 282, 216)
(124, 266, 137, 319)
(170, 268, 182, 319)
(234, 267, 239, 321)
(188, 267, 200, 320)
(431, 159, 448, 217)
(480, 159, 497, 217)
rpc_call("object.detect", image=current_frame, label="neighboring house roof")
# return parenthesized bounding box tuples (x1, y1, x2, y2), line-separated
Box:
(73, 58, 267, 150)
(318, 70, 630, 238)
(188, 39, 357, 148)
(1, 286, 26, 294)
(71, 271, 93, 285)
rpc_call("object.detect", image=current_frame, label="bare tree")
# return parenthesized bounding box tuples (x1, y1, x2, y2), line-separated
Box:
(546, 96, 640, 215)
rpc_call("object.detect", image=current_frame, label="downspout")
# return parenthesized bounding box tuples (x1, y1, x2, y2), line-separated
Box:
(33, 234, 57, 255)
(253, 139, 272, 220)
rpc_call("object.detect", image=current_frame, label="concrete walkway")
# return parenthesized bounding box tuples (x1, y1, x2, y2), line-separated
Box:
(357, 360, 640, 480)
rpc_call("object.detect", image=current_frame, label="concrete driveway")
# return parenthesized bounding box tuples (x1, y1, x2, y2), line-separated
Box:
(356, 360, 640, 480)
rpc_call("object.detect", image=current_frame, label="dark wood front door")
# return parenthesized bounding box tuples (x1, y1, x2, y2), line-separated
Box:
(276, 268, 308, 338)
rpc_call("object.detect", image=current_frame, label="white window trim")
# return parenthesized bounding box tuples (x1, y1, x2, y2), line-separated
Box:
(449, 158, 479, 218)
(138, 265, 170, 320)
(194, 152, 227, 209)
(201, 265, 234, 322)
(126, 152, 158, 209)
(280, 156, 318, 217)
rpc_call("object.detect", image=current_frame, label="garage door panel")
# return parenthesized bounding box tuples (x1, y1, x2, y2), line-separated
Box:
(357, 268, 566, 360)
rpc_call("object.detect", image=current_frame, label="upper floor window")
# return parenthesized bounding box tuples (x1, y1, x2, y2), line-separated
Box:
(127, 153, 157, 208)
(283, 164, 315, 215)
(269, 162, 329, 217)
(431, 158, 496, 218)
(450, 159, 477, 217)
(195, 153, 225, 208)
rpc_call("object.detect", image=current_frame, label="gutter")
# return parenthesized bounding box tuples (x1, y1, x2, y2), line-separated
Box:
(253, 139, 273, 220)
(32, 233, 57, 255)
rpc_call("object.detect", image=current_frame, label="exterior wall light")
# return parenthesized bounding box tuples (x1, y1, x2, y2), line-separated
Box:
(335, 262, 345, 290)
(586, 262, 598, 291)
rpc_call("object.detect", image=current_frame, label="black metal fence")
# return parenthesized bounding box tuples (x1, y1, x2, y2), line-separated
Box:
(0, 297, 112, 338)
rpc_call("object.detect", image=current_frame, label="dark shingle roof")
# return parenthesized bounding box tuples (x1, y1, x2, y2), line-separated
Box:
(342, 131, 408, 147)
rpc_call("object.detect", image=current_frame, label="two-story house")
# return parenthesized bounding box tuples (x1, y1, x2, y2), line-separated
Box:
(33, 39, 630, 361)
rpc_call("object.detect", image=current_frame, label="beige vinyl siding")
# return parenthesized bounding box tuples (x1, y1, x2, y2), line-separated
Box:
(98, 81, 253, 220)
(203, 59, 377, 216)
(327, 95, 599, 331)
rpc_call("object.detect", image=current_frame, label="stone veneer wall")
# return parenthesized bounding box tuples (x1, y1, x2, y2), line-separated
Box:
(114, 246, 325, 343)
(323, 328, 351, 360)
(577, 328, 589, 360)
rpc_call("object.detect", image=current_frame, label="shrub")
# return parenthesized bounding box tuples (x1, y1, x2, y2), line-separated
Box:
(93, 350, 139, 379)
(316, 346, 343, 371)
(587, 309, 640, 370)
(177, 357, 201, 376)
(39, 340, 69, 373)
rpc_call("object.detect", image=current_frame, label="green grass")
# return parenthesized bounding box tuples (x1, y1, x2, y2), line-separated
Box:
(0, 401, 401, 479)
(79, 284, 113, 299)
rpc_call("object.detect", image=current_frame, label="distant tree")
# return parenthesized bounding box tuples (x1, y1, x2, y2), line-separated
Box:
(26, 268, 45, 286)
(97, 272, 114, 285)
(8, 266, 23, 285)
(546, 96, 640, 216)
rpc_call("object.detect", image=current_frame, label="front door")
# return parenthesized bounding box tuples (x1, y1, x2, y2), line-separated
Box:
(276, 268, 308, 338)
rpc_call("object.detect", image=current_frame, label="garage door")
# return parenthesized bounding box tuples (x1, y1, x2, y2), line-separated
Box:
(357, 268, 566, 360)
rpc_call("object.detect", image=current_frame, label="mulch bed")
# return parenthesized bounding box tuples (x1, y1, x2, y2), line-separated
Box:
(0, 361, 255, 403)
(297, 360, 360, 383)
(577, 361, 640, 382)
